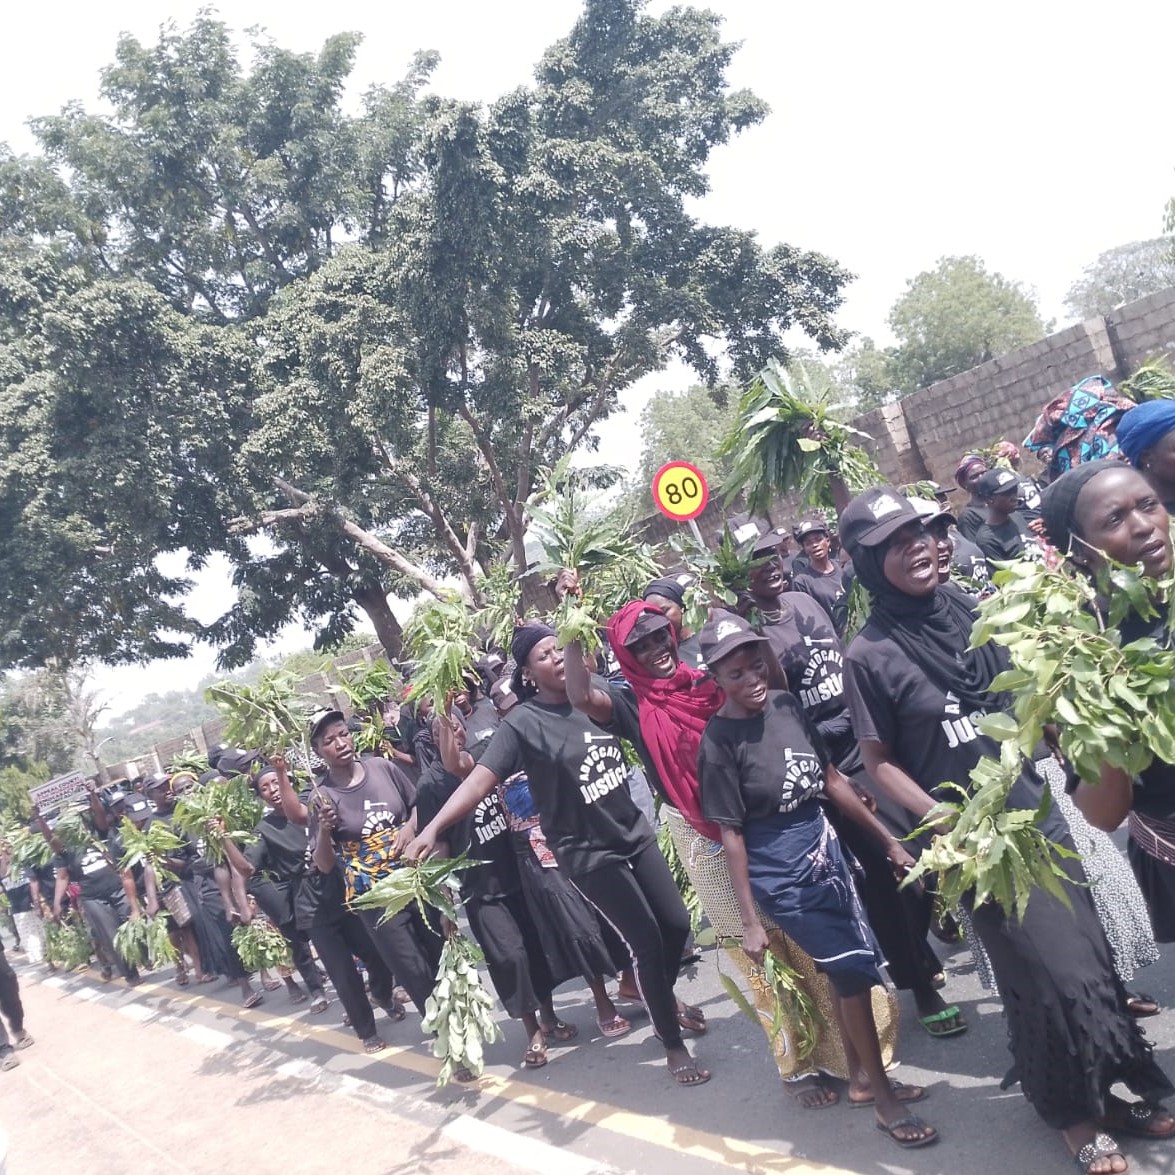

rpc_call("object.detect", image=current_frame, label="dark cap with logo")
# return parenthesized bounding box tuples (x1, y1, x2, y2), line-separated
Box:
(699, 612, 767, 668)
(793, 518, 830, 541)
(839, 487, 922, 554)
(621, 609, 672, 647)
(975, 468, 1020, 500)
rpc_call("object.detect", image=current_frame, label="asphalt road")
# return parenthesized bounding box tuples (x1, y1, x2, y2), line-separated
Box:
(6, 908, 1175, 1175)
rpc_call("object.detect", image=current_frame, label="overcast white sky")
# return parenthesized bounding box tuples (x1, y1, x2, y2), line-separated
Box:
(5, 0, 1173, 712)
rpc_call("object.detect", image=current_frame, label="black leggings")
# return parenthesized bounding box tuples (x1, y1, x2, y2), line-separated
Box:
(465, 891, 555, 1019)
(0, 941, 24, 1046)
(571, 840, 690, 1050)
(308, 913, 393, 1041)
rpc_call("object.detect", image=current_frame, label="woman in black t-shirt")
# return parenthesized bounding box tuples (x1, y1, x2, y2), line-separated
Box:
(220, 761, 328, 1011)
(407, 623, 709, 1088)
(697, 614, 936, 1151)
(841, 485, 1175, 1174)
(309, 711, 443, 1038)
(1041, 462, 1175, 941)
(416, 714, 578, 1070)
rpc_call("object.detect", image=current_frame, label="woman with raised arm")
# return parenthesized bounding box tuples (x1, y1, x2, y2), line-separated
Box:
(406, 622, 709, 1087)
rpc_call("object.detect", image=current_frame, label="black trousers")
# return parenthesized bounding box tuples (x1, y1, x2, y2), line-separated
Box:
(465, 891, 555, 1019)
(252, 880, 323, 994)
(571, 839, 689, 1050)
(355, 905, 443, 1016)
(309, 913, 391, 1041)
(81, 892, 139, 981)
(0, 941, 24, 1047)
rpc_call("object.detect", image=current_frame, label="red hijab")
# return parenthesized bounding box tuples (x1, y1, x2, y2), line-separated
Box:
(607, 601, 723, 841)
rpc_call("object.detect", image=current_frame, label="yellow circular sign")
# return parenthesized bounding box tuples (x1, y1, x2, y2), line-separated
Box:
(651, 461, 710, 521)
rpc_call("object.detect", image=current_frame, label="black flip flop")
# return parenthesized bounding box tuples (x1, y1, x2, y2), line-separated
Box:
(875, 1113, 938, 1149)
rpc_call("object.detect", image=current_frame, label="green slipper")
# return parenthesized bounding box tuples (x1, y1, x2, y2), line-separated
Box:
(918, 1006, 967, 1037)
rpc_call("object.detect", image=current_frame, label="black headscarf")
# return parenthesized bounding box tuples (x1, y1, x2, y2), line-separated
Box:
(1039, 459, 1122, 558)
(509, 622, 557, 698)
(642, 577, 686, 608)
(851, 539, 1009, 713)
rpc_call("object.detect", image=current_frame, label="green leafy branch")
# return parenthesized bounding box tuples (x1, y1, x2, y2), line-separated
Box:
(117, 816, 185, 886)
(403, 594, 479, 714)
(172, 778, 263, 865)
(422, 934, 503, 1085)
(720, 361, 881, 513)
(231, 920, 293, 972)
(716, 939, 822, 1061)
(902, 735, 1079, 922)
(970, 557, 1175, 782)
(114, 913, 178, 970)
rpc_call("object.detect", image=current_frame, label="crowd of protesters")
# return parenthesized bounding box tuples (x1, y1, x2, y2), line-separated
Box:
(7, 389, 1175, 1173)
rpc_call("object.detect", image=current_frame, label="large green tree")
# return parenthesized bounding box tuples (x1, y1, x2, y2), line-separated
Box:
(1064, 238, 1175, 321)
(0, 1, 851, 670)
(885, 255, 1048, 391)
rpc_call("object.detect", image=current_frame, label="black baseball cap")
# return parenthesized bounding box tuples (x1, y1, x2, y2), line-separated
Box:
(622, 610, 672, 647)
(839, 487, 922, 554)
(642, 577, 687, 608)
(699, 612, 767, 668)
(975, 468, 1020, 500)
(908, 496, 958, 527)
(793, 518, 830, 541)
(751, 528, 786, 557)
(309, 708, 346, 744)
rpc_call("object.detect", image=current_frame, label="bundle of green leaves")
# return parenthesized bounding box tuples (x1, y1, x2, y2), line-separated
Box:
(46, 913, 93, 970)
(527, 456, 661, 621)
(349, 855, 478, 926)
(2, 822, 54, 871)
(422, 934, 503, 1085)
(903, 738, 1079, 921)
(205, 671, 311, 758)
(403, 594, 480, 713)
(114, 913, 178, 969)
(173, 778, 263, 865)
(117, 817, 185, 885)
(231, 919, 293, 972)
(332, 659, 399, 717)
(667, 528, 766, 634)
(718, 940, 821, 1060)
(970, 557, 1175, 782)
(720, 362, 881, 513)
(473, 563, 534, 655)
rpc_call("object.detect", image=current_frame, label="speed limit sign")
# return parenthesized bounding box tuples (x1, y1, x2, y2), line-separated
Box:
(651, 461, 710, 522)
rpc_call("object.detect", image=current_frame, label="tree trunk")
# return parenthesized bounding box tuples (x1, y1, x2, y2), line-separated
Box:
(351, 585, 404, 660)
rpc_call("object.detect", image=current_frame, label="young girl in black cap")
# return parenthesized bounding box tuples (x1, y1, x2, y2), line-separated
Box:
(696, 612, 936, 1151)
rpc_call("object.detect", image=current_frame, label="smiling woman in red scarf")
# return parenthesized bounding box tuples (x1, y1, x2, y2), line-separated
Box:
(606, 601, 723, 839)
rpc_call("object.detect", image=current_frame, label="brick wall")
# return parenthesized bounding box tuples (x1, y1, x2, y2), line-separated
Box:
(852, 286, 1175, 489)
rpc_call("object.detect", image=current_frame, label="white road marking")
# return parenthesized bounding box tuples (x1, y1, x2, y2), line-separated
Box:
(443, 1115, 612, 1175)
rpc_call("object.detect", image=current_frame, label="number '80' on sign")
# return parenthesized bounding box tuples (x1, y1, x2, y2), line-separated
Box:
(652, 461, 710, 521)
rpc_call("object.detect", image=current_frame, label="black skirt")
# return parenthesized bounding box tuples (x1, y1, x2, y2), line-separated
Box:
(1127, 837, 1175, 941)
(970, 841, 1173, 1130)
(512, 839, 623, 985)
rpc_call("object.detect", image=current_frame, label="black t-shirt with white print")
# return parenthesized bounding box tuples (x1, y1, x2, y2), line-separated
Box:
(843, 623, 1065, 838)
(477, 677, 654, 877)
(314, 757, 417, 845)
(974, 512, 1044, 568)
(698, 691, 830, 828)
(415, 763, 519, 902)
(759, 592, 857, 772)
(791, 565, 852, 637)
(55, 833, 124, 903)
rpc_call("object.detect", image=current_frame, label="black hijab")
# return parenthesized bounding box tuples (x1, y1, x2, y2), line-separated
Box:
(852, 541, 1009, 713)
